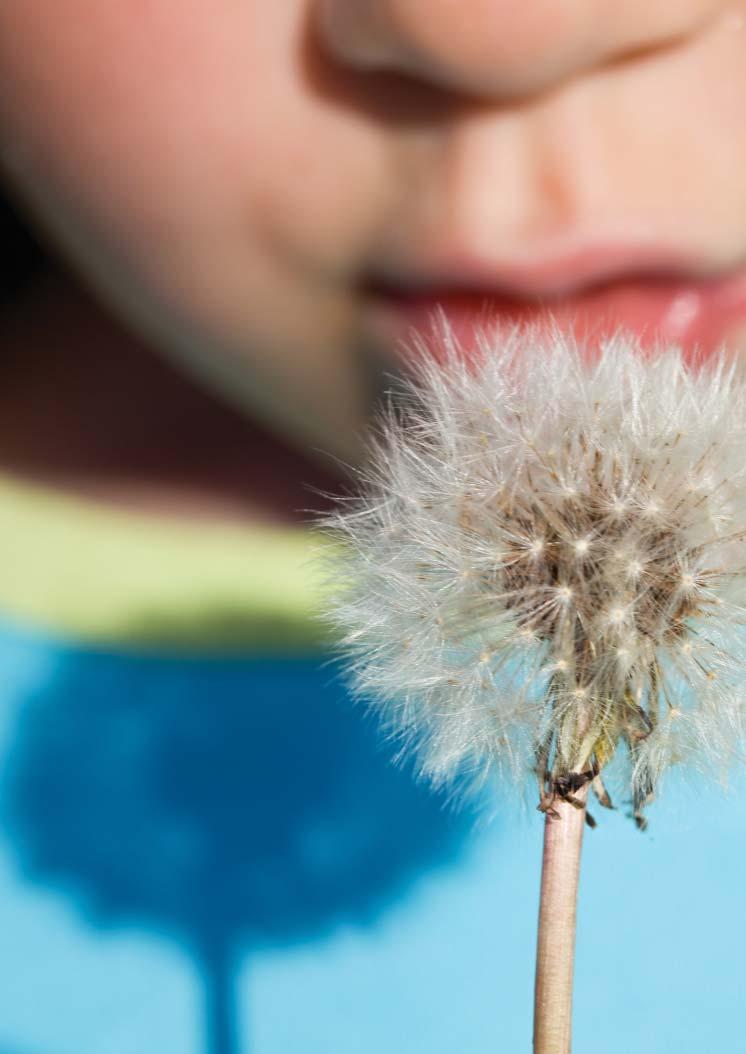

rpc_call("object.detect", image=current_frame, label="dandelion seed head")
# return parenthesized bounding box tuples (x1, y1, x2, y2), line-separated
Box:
(323, 323, 746, 823)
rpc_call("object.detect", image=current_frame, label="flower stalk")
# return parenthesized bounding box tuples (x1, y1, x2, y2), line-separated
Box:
(533, 787, 588, 1054)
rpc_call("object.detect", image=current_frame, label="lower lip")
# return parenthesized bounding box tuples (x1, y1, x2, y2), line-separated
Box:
(367, 273, 746, 364)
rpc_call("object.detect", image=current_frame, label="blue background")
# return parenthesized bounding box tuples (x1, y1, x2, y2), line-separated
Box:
(0, 618, 742, 1053)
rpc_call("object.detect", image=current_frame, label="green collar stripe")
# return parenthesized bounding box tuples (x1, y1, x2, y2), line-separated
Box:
(0, 475, 333, 653)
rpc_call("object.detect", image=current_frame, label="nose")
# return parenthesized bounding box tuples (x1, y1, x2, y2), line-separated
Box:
(316, 0, 728, 99)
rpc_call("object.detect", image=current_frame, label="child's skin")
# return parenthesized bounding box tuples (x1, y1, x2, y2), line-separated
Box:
(0, 2, 745, 518)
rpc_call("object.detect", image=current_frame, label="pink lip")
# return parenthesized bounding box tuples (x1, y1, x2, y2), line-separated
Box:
(366, 258, 746, 364)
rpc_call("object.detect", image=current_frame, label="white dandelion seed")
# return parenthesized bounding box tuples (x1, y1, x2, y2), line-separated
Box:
(324, 321, 746, 828)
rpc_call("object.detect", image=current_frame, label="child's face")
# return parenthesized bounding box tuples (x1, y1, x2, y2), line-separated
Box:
(1, 2, 745, 459)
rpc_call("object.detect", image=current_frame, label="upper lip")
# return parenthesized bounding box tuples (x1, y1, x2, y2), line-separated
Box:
(364, 241, 740, 301)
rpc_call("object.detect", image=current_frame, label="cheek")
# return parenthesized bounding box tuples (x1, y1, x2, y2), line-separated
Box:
(0, 0, 399, 459)
(0, 0, 389, 318)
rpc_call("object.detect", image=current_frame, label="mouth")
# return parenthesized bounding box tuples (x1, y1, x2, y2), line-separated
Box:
(364, 257, 746, 365)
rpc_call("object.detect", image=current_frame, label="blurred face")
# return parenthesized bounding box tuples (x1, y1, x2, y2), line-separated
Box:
(1, 2, 745, 461)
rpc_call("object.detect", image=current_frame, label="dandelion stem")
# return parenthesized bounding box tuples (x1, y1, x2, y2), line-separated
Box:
(533, 787, 588, 1054)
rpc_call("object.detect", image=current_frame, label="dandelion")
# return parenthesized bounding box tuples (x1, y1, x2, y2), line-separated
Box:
(324, 318, 746, 1053)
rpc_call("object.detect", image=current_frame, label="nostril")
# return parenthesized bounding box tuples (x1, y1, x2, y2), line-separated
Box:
(315, 0, 570, 100)
(316, 0, 398, 71)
